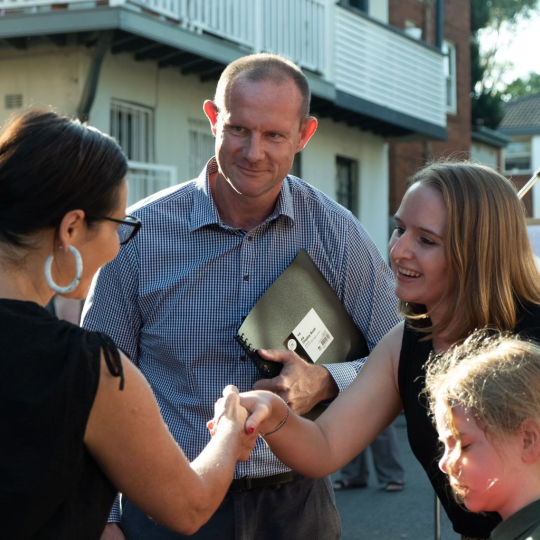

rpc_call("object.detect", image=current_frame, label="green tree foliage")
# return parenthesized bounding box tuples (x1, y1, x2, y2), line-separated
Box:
(470, 0, 538, 128)
(473, 0, 538, 29)
(502, 73, 540, 100)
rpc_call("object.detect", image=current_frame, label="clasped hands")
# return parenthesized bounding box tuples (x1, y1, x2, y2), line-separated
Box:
(208, 348, 338, 439)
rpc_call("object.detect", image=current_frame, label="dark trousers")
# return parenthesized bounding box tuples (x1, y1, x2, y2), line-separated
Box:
(121, 475, 341, 540)
(340, 425, 404, 485)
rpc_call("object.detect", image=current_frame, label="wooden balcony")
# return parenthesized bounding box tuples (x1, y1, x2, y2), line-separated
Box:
(0, 0, 447, 138)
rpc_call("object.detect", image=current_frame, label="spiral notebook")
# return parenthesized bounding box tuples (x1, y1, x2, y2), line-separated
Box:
(236, 249, 369, 418)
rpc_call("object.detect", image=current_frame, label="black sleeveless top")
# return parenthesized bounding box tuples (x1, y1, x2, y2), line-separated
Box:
(398, 302, 540, 538)
(0, 299, 124, 540)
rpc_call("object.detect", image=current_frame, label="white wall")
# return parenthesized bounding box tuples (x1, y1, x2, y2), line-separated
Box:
(90, 51, 217, 179)
(470, 141, 499, 170)
(0, 45, 86, 125)
(303, 117, 389, 257)
(369, 0, 389, 24)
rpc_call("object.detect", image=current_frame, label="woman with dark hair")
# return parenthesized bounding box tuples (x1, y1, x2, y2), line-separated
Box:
(0, 109, 257, 539)
(217, 161, 540, 540)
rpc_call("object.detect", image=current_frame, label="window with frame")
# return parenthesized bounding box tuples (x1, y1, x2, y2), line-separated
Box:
(505, 140, 532, 173)
(188, 119, 215, 179)
(335, 156, 359, 216)
(442, 41, 457, 115)
(5, 94, 23, 110)
(342, 0, 369, 12)
(110, 100, 155, 163)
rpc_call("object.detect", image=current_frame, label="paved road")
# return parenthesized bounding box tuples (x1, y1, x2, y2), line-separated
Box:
(333, 414, 459, 540)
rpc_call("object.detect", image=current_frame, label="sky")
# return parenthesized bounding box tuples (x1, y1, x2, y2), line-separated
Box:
(478, 9, 540, 88)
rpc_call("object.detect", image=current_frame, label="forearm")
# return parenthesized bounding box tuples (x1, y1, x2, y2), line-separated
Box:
(260, 411, 340, 477)
(246, 396, 340, 477)
(187, 429, 241, 520)
(244, 336, 404, 479)
(87, 360, 253, 536)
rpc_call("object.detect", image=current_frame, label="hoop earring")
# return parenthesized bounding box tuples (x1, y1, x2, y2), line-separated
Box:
(44, 245, 83, 294)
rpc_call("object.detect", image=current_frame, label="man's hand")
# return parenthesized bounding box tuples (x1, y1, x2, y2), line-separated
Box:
(100, 523, 125, 540)
(252, 349, 339, 415)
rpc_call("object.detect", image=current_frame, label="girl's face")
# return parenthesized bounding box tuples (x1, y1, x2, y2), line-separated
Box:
(436, 403, 524, 520)
(388, 183, 449, 317)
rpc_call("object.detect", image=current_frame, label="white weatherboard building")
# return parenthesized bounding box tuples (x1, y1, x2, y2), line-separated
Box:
(500, 93, 540, 218)
(0, 0, 447, 256)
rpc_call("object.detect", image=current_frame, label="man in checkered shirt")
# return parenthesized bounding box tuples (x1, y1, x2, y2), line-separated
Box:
(83, 53, 400, 540)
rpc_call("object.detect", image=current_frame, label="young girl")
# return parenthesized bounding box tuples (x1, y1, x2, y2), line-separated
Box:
(425, 332, 540, 540)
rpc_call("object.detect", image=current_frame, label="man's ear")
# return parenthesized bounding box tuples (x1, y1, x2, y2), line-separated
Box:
(295, 116, 318, 153)
(203, 100, 219, 136)
(520, 418, 540, 464)
(57, 210, 85, 247)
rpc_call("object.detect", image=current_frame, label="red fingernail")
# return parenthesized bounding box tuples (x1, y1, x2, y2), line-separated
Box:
(248, 426, 255, 434)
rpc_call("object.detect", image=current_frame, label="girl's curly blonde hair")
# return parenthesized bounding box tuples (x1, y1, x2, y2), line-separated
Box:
(425, 330, 540, 445)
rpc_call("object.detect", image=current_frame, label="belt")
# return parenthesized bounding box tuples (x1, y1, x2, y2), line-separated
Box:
(228, 471, 296, 492)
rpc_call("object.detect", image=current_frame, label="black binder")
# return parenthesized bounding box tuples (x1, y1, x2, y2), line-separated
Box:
(236, 250, 369, 418)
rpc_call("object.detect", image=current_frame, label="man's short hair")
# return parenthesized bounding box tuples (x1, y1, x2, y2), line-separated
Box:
(215, 53, 311, 120)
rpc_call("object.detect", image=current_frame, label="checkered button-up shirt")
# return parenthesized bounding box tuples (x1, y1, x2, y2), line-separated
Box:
(82, 158, 400, 521)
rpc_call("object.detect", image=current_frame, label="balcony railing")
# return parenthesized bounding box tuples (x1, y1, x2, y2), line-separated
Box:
(127, 161, 178, 207)
(0, 0, 327, 75)
(0, 0, 446, 132)
(335, 7, 446, 128)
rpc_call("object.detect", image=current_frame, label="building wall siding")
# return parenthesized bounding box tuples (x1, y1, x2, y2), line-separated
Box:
(0, 45, 87, 122)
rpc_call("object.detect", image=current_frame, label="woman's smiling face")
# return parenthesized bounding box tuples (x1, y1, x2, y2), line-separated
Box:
(389, 183, 449, 316)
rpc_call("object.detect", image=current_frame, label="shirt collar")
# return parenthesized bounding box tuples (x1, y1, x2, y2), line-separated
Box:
(491, 498, 540, 540)
(189, 158, 221, 232)
(189, 157, 295, 232)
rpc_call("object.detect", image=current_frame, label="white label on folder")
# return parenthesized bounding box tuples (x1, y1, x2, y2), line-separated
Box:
(292, 308, 333, 363)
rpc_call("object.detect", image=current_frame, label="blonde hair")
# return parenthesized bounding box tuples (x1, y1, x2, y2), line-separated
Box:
(400, 161, 540, 343)
(426, 331, 540, 443)
(425, 332, 540, 503)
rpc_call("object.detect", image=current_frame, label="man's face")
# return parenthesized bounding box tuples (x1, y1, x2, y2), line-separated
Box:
(207, 76, 315, 205)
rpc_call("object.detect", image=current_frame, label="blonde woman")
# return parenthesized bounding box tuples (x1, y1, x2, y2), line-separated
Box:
(219, 161, 540, 540)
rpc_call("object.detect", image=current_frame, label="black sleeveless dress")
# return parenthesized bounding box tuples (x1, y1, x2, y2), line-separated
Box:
(398, 302, 540, 538)
(0, 299, 124, 540)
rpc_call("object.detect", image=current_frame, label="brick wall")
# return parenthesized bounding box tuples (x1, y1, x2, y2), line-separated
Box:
(388, 0, 471, 216)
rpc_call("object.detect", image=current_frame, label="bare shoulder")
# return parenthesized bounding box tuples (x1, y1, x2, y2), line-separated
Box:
(384, 320, 405, 348)
(373, 321, 404, 359)
(386, 321, 405, 388)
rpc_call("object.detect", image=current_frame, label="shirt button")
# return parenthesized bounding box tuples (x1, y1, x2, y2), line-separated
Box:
(240, 355, 247, 362)
(243, 275, 249, 281)
(247, 236, 254, 242)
